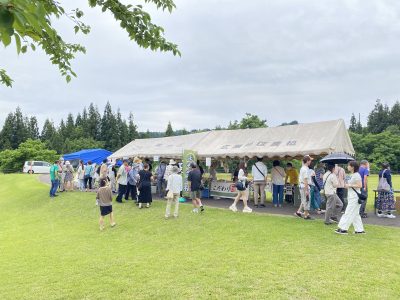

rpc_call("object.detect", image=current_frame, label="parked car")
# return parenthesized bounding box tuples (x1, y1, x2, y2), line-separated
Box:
(23, 161, 51, 174)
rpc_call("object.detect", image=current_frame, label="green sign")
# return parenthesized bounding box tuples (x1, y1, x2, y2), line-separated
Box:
(182, 149, 197, 198)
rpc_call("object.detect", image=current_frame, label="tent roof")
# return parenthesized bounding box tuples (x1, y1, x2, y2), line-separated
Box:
(109, 119, 354, 160)
(63, 149, 113, 165)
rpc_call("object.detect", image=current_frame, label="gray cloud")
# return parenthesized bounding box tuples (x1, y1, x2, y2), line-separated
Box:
(1, 0, 400, 132)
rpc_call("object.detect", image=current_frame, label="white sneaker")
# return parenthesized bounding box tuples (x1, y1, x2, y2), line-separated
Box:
(192, 208, 199, 213)
(377, 213, 384, 218)
(385, 214, 396, 219)
(243, 207, 252, 213)
(229, 205, 238, 212)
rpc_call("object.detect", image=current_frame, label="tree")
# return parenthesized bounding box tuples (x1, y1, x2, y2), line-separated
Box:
(280, 120, 299, 126)
(349, 113, 357, 132)
(128, 112, 139, 141)
(390, 101, 400, 127)
(100, 101, 117, 149)
(0, 139, 59, 172)
(0, 112, 14, 150)
(87, 103, 101, 140)
(367, 100, 390, 134)
(165, 121, 174, 137)
(239, 113, 267, 129)
(27, 116, 39, 140)
(40, 119, 56, 142)
(227, 120, 240, 130)
(0, 107, 29, 150)
(0, 0, 180, 87)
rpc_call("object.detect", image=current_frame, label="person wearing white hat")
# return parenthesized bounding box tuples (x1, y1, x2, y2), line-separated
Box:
(164, 159, 177, 183)
(165, 166, 182, 219)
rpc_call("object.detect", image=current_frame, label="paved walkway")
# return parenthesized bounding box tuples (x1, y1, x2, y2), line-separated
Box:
(37, 175, 399, 228)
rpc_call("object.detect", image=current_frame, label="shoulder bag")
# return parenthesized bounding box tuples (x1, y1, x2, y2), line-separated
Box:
(377, 170, 391, 192)
(351, 187, 368, 204)
(167, 175, 174, 199)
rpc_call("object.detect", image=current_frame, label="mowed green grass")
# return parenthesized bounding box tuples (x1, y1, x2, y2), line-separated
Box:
(0, 174, 399, 300)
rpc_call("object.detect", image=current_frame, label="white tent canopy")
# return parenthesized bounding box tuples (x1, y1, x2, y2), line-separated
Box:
(109, 119, 355, 160)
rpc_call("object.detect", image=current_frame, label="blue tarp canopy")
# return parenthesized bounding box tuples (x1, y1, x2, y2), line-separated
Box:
(63, 149, 113, 165)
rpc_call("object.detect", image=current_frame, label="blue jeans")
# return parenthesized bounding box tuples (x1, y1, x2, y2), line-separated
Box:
(50, 179, 59, 197)
(273, 184, 284, 205)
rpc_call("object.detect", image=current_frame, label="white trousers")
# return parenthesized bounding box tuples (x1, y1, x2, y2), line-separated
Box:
(165, 193, 180, 217)
(338, 196, 364, 232)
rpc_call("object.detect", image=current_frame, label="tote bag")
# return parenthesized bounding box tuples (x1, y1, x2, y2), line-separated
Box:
(377, 170, 391, 192)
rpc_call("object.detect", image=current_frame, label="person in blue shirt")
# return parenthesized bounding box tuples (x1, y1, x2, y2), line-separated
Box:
(358, 160, 370, 218)
(84, 161, 94, 191)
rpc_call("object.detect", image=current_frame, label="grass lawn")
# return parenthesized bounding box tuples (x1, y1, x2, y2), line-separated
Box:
(1, 174, 400, 299)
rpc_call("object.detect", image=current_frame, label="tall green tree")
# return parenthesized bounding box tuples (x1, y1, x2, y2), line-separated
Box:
(165, 121, 174, 137)
(367, 100, 390, 134)
(0, 0, 180, 87)
(128, 112, 139, 141)
(87, 103, 101, 140)
(0, 112, 14, 150)
(100, 101, 117, 150)
(349, 113, 357, 132)
(27, 116, 39, 140)
(40, 119, 56, 142)
(390, 101, 400, 127)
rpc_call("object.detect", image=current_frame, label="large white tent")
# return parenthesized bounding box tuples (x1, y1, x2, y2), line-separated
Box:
(109, 119, 355, 160)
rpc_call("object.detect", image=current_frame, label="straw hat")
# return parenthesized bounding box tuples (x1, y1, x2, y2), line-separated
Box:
(169, 159, 177, 165)
(172, 166, 180, 174)
(65, 161, 71, 166)
(133, 157, 142, 164)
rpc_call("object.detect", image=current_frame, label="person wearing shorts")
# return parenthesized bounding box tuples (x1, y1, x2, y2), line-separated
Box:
(96, 179, 116, 231)
(188, 163, 204, 213)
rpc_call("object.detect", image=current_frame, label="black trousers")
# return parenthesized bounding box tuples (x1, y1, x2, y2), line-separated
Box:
(116, 184, 127, 202)
(84, 176, 92, 189)
(337, 188, 346, 211)
(125, 183, 138, 201)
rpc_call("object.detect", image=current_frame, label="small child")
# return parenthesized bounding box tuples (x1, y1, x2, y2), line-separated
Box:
(165, 166, 183, 219)
(96, 179, 116, 230)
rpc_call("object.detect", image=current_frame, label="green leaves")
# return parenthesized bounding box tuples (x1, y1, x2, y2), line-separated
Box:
(1, 0, 180, 87)
(0, 68, 13, 87)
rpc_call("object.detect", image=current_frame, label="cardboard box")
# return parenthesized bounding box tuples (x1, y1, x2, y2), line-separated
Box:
(396, 197, 400, 212)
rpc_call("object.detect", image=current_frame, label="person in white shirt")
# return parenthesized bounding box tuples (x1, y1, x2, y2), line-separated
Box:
(271, 160, 286, 207)
(165, 166, 183, 219)
(323, 163, 343, 225)
(77, 160, 85, 192)
(115, 160, 129, 203)
(295, 155, 313, 219)
(229, 162, 252, 213)
(336, 161, 365, 235)
(252, 157, 268, 208)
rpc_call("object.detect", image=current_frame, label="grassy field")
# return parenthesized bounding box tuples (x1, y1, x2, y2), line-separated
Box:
(1, 174, 400, 299)
(216, 174, 400, 212)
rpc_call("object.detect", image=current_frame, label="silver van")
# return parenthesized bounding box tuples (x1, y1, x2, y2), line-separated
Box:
(23, 161, 51, 174)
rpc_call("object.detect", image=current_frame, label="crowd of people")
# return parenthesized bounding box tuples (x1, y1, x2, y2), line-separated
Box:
(48, 154, 397, 233)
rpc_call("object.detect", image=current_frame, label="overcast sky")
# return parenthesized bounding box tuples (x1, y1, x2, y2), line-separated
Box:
(1, 0, 400, 132)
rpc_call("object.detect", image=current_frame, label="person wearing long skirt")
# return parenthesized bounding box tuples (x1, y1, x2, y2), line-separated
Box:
(138, 163, 154, 208)
(377, 163, 396, 219)
(335, 161, 365, 235)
